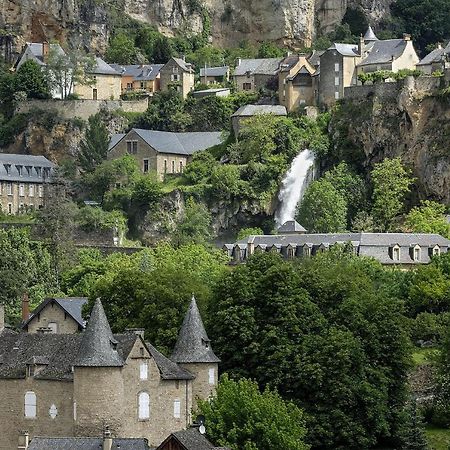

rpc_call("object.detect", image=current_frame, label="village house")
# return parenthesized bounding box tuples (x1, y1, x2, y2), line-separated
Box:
(73, 57, 122, 100)
(156, 427, 229, 450)
(110, 64, 164, 96)
(108, 129, 222, 180)
(278, 54, 317, 111)
(21, 297, 87, 334)
(233, 58, 283, 92)
(224, 220, 450, 267)
(15, 42, 69, 99)
(0, 297, 220, 449)
(417, 42, 450, 74)
(199, 66, 230, 85)
(0, 154, 54, 215)
(160, 58, 195, 99)
(231, 104, 287, 136)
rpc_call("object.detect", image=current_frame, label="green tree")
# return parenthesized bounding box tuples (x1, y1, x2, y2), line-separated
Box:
(371, 158, 413, 231)
(257, 41, 285, 58)
(105, 33, 139, 64)
(405, 200, 450, 238)
(183, 151, 218, 184)
(237, 227, 264, 240)
(210, 164, 241, 199)
(152, 36, 173, 64)
(296, 179, 348, 233)
(398, 402, 429, 450)
(432, 326, 450, 426)
(197, 375, 310, 450)
(77, 114, 109, 173)
(14, 60, 50, 99)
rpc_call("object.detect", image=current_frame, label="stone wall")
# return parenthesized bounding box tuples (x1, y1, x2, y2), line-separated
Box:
(344, 81, 400, 101)
(16, 98, 149, 121)
(26, 303, 80, 334)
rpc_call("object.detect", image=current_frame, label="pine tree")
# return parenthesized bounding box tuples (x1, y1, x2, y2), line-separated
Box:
(399, 401, 429, 450)
(78, 114, 109, 173)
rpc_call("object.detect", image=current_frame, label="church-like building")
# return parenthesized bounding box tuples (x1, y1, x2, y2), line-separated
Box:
(0, 297, 219, 450)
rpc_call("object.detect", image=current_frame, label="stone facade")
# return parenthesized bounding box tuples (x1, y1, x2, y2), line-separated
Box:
(26, 305, 79, 334)
(160, 58, 195, 99)
(73, 73, 122, 100)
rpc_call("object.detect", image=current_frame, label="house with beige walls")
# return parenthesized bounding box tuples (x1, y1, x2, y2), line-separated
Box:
(108, 129, 222, 180)
(234, 58, 283, 93)
(160, 58, 195, 99)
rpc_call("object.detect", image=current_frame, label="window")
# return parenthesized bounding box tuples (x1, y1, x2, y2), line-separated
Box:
(138, 392, 150, 420)
(171, 74, 179, 82)
(48, 322, 58, 333)
(143, 159, 149, 173)
(24, 391, 37, 418)
(393, 246, 400, 261)
(209, 367, 215, 385)
(127, 141, 132, 154)
(414, 246, 421, 262)
(4, 164, 11, 175)
(164, 160, 168, 173)
(19, 184, 25, 197)
(287, 247, 295, 259)
(243, 82, 252, 91)
(29, 185, 34, 197)
(303, 246, 311, 257)
(27, 365, 35, 377)
(334, 76, 339, 86)
(7, 183, 12, 195)
(126, 82, 133, 91)
(173, 399, 181, 419)
(7, 203, 12, 214)
(171, 160, 175, 173)
(140, 362, 148, 381)
(334, 63, 340, 72)
(38, 185, 43, 198)
(16, 165, 23, 176)
(35, 167, 42, 177)
(140, 81, 145, 89)
(132, 141, 138, 154)
(433, 245, 441, 257)
(334, 91, 340, 100)
(179, 161, 183, 173)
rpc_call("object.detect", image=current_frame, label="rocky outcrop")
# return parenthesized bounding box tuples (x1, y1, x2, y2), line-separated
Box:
(0, 0, 393, 62)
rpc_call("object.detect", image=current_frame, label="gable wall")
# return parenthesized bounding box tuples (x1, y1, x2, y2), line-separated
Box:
(392, 41, 420, 72)
(27, 303, 80, 334)
(74, 74, 122, 100)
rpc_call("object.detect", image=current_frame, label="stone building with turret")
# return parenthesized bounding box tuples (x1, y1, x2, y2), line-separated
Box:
(0, 297, 219, 450)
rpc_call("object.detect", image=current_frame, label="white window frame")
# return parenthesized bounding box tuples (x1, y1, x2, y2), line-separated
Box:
(173, 399, 181, 419)
(29, 184, 34, 197)
(38, 185, 43, 198)
(413, 245, 421, 262)
(334, 63, 340, 72)
(208, 367, 215, 385)
(334, 76, 340, 86)
(24, 391, 37, 418)
(433, 245, 441, 257)
(138, 391, 150, 420)
(7, 183, 12, 196)
(392, 245, 401, 262)
(19, 184, 24, 197)
(140, 362, 148, 381)
(334, 91, 340, 100)
(48, 322, 58, 333)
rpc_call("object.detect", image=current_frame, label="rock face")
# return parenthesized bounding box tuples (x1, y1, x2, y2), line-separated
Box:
(0, 0, 393, 61)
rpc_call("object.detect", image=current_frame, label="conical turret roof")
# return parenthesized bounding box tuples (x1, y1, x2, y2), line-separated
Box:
(74, 299, 123, 367)
(364, 26, 379, 42)
(171, 296, 220, 364)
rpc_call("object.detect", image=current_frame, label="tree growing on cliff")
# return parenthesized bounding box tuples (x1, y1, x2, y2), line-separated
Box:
(405, 200, 450, 238)
(105, 33, 140, 65)
(77, 114, 109, 173)
(371, 158, 413, 232)
(14, 60, 50, 99)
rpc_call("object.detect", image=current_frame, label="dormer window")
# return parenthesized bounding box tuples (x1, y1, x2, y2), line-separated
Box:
(392, 245, 401, 262)
(4, 164, 11, 175)
(287, 246, 295, 259)
(201, 338, 210, 349)
(35, 167, 42, 177)
(26, 166, 32, 176)
(27, 365, 35, 378)
(303, 245, 312, 257)
(110, 339, 118, 351)
(433, 245, 441, 257)
(413, 245, 421, 262)
(16, 165, 23, 176)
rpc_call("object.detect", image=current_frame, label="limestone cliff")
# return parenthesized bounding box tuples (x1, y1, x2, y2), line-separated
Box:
(0, 0, 392, 62)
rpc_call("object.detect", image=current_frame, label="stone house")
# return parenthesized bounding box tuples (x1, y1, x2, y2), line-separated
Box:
(108, 129, 222, 181)
(21, 297, 87, 334)
(417, 42, 450, 74)
(233, 58, 283, 92)
(0, 297, 220, 449)
(224, 220, 450, 267)
(110, 64, 164, 96)
(73, 57, 122, 100)
(278, 55, 317, 111)
(0, 154, 54, 215)
(156, 428, 229, 450)
(231, 104, 287, 136)
(199, 66, 230, 85)
(15, 42, 69, 99)
(160, 58, 195, 99)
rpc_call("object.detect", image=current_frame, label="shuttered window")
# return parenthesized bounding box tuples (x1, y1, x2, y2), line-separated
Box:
(138, 392, 150, 420)
(24, 391, 37, 418)
(174, 399, 181, 418)
(140, 362, 148, 380)
(209, 367, 215, 385)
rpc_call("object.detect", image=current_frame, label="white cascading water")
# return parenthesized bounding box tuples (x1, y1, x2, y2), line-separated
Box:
(275, 149, 315, 226)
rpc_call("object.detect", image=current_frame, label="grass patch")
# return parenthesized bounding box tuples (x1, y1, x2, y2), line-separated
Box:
(426, 424, 450, 450)
(161, 175, 191, 193)
(412, 347, 438, 366)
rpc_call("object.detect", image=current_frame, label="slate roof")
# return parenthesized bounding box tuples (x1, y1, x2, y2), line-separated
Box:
(199, 66, 229, 77)
(231, 104, 287, 117)
(308, 50, 324, 68)
(0, 154, 55, 183)
(74, 299, 124, 367)
(146, 342, 195, 380)
(364, 26, 379, 42)
(171, 297, 220, 364)
(108, 133, 125, 151)
(329, 43, 359, 57)
(109, 129, 223, 156)
(90, 57, 120, 75)
(172, 57, 194, 73)
(28, 437, 150, 450)
(25, 42, 65, 66)
(277, 220, 307, 233)
(418, 47, 445, 65)
(359, 39, 408, 66)
(110, 64, 164, 81)
(157, 428, 227, 450)
(234, 58, 283, 76)
(22, 297, 88, 330)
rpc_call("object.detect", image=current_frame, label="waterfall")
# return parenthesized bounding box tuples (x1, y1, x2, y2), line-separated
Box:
(275, 149, 315, 226)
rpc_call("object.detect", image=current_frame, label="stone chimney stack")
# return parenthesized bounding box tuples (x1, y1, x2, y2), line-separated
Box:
(403, 33, 411, 41)
(22, 293, 30, 323)
(358, 34, 365, 58)
(237, 58, 242, 67)
(103, 426, 113, 450)
(18, 431, 29, 450)
(0, 303, 4, 332)
(42, 42, 50, 62)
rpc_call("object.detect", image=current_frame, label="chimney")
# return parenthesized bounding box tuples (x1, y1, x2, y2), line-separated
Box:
(103, 426, 113, 450)
(403, 33, 411, 41)
(22, 293, 30, 323)
(358, 34, 365, 57)
(18, 431, 29, 450)
(237, 58, 242, 67)
(125, 328, 145, 338)
(42, 42, 50, 62)
(0, 303, 4, 332)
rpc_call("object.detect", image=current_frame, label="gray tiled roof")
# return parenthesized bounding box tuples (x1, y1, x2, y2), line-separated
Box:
(231, 104, 287, 117)
(234, 58, 283, 76)
(74, 299, 124, 367)
(329, 43, 359, 57)
(172, 57, 194, 73)
(25, 43, 65, 66)
(131, 129, 223, 156)
(359, 39, 408, 66)
(277, 220, 306, 233)
(171, 297, 220, 364)
(90, 57, 120, 75)
(109, 64, 164, 81)
(199, 66, 229, 77)
(308, 50, 324, 68)
(28, 437, 150, 450)
(158, 428, 225, 450)
(108, 133, 125, 151)
(418, 44, 450, 66)
(0, 154, 55, 183)
(364, 26, 379, 42)
(22, 297, 88, 330)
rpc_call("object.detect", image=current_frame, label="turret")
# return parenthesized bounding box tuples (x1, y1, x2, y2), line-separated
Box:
(364, 25, 378, 44)
(73, 299, 125, 436)
(171, 296, 220, 406)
